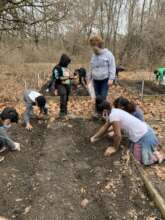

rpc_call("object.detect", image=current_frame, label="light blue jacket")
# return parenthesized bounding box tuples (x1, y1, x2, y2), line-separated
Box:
(0, 126, 15, 149)
(89, 48, 116, 81)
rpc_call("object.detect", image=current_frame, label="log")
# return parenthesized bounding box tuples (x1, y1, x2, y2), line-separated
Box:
(131, 154, 165, 218)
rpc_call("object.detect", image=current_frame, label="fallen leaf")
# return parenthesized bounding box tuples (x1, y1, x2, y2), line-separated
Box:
(153, 166, 165, 180)
(80, 187, 86, 194)
(81, 199, 89, 208)
(23, 206, 31, 215)
(105, 182, 112, 190)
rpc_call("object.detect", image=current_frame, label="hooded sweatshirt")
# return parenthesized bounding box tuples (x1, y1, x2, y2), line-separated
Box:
(52, 54, 71, 86)
(89, 48, 116, 81)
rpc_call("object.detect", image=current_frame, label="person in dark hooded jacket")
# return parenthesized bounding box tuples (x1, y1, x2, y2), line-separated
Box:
(52, 54, 72, 117)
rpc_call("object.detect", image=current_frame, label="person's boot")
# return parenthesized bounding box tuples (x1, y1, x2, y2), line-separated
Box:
(0, 146, 7, 153)
(0, 156, 5, 162)
(59, 112, 67, 119)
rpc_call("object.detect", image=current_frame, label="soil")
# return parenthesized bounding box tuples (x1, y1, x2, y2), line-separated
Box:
(0, 119, 163, 220)
(119, 80, 165, 95)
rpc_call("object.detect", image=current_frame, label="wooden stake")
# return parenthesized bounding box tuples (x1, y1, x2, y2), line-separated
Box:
(141, 80, 144, 100)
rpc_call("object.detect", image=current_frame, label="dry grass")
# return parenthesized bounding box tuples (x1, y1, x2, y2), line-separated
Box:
(0, 63, 52, 102)
(0, 61, 89, 101)
(120, 70, 155, 81)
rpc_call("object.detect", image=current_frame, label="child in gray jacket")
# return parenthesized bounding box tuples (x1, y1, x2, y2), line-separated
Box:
(23, 89, 48, 130)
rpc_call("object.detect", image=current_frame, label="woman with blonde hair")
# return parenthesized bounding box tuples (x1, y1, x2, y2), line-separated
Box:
(88, 36, 116, 116)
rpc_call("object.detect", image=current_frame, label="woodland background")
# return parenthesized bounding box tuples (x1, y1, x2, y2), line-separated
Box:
(0, 0, 165, 69)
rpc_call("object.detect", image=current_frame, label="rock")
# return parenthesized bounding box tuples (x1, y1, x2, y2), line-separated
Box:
(81, 199, 89, 208)
(15, 198, 23, 202)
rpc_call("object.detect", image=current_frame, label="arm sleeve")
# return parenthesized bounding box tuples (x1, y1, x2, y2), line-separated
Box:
(24, 103, 33, 125)
(109, 112, 120, 123)
(53, 69, 60, 80)
(0, 129, 15, 150)
(108, 53, 116, 80)
(87, 69, 92, 81)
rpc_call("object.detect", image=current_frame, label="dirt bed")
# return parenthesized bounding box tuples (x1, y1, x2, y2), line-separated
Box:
(0, 119, 163, 220)
(119, 80, 165, 95)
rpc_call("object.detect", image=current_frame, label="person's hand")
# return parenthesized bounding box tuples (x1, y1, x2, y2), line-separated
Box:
(90, 136, 99, 143)
(104, 147, 117, 157)
(108, 80, 113, 87)
(26, 123, 33, 131)
(87, 80, 91, 86)
(54, 90, 58, 96)
(14, 142, 21, 151)
(69, 76, 75, 80)
(108, 131, 114, 138)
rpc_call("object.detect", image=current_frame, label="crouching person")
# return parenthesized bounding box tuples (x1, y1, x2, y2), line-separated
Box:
(90, 101, 165, 166)
(0, 107, 20, 154)
(114, 96, 144, 121)
(23, 89, 48, 130)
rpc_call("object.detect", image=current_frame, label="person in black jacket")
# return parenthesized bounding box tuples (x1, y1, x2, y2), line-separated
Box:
(74, 68, 87, 88)
(52, 54, 72, 117)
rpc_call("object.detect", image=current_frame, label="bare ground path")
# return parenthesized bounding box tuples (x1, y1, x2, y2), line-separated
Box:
(0, 119, 163, 220)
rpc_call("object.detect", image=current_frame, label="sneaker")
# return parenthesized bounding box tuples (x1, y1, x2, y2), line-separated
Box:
(13, 143, 21, 152)
(59, 112, 67, 119)
(0, 146, 7, 153)
(0, 156, 5, 162)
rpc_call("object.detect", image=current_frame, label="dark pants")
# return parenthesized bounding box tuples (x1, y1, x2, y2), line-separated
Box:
(58, 84, 70, 114)
(0, 138, 6, 150)
(93, 78, 109, 100)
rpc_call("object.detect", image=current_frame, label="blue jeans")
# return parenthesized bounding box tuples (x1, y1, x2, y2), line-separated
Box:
(93, 78, 109, 100)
